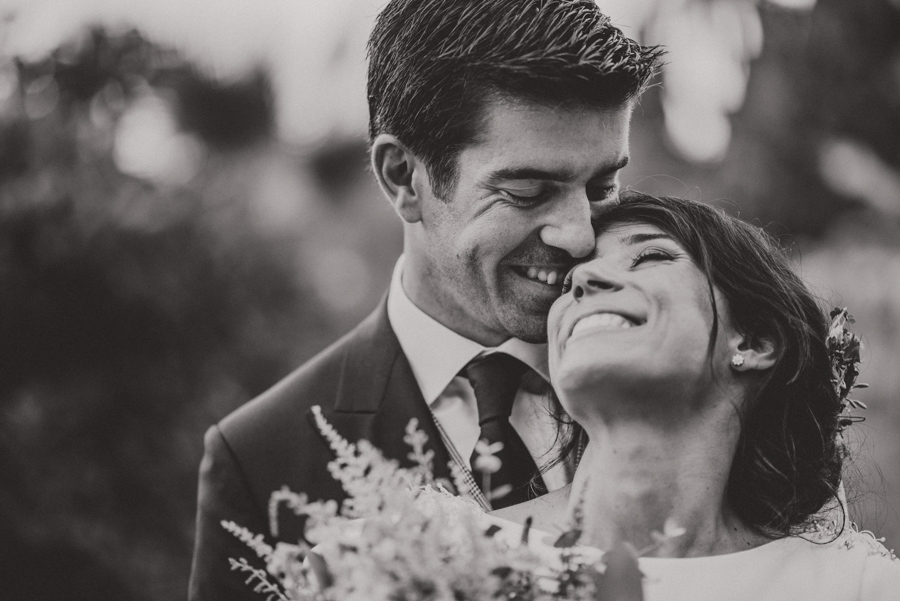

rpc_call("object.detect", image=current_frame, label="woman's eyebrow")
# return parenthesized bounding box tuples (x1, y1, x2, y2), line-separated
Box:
(619, 232, 674, 245)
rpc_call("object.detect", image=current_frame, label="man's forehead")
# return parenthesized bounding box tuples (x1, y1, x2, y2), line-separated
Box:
(477, 95, 630, 138)
(462, 96, 633, 181)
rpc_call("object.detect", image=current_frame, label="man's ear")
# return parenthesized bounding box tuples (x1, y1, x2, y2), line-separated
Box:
(371, 133, 423, 224)
(731, 334, 778, 372)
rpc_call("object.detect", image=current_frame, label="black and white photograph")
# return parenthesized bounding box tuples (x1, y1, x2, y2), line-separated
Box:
(1, 1, 899, 599)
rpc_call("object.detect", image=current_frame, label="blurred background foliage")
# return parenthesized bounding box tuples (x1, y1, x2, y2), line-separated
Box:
(0, 0, 897, 599)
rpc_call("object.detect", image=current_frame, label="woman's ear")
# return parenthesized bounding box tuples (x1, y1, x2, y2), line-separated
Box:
(371, 134, 423, 224)
(731, 334, 778, 373)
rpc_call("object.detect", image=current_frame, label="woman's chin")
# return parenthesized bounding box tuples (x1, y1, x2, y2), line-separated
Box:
(554, 363, 629, 413)
(554, 361, 690, 420)
(553, 356, 637, 396)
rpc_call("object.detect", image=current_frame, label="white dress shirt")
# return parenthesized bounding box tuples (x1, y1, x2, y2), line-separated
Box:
(386, 256, 570, 492)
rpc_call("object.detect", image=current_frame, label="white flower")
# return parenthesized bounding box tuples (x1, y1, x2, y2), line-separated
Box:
(223, 410, 653, 601)
(475, 440, 504, 456)
(473, 439, 504, 474)
(474, 454, 502, 474)
(650, 517, 686, 545)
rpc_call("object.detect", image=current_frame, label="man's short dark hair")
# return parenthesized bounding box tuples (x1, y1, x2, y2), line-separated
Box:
(367, 0, 663, 199)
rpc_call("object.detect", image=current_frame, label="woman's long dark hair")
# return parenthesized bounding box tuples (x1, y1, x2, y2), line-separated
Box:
(549, 191, 845, 539)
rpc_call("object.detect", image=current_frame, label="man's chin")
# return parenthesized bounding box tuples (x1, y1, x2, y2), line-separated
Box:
(516, 330, 549, 344)
(498, 309, 550, 344)
(492, 273, 557, 341)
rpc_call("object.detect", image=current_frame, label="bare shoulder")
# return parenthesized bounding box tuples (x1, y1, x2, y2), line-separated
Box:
(490, 485, 573, 536)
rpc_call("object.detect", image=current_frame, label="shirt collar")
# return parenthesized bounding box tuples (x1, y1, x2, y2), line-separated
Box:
(387, 256, 549, 406)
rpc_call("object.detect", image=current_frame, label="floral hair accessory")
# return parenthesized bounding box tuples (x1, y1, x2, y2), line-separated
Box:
(826, 308, 867, 431)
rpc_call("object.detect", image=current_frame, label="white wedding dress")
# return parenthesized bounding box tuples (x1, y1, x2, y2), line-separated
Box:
(636, 533, 899, 601)
(488, 516, 900, 601)
(308, 502, 900, 600)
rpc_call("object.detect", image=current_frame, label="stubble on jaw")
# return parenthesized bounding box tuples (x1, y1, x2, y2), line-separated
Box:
(435, 251, 555, 345)
(504, 311, 551, 344)
(493, 281, 555, 343)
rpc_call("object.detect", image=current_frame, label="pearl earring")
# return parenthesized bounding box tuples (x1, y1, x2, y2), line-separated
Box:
(731, 353, 745, 368)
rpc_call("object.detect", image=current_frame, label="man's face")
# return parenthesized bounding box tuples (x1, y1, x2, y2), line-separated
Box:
(404, 97, 632, 345)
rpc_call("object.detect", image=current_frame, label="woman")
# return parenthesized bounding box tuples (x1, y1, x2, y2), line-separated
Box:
(494, 191, 900, 600)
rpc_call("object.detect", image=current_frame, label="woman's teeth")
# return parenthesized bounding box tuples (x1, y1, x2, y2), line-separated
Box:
(525, 267, 562, 285)
(571, 312, 635, 337)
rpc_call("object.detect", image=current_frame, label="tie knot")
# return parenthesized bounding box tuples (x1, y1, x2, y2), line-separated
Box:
(465, 353, 530, 425)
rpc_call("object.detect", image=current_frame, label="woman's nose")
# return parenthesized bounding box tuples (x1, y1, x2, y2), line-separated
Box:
(570, 260, 623, 300)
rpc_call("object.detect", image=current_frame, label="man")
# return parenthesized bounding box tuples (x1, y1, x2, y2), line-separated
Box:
(188, 1, 660, 598)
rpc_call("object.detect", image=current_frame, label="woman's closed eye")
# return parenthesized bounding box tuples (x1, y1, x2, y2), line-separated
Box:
(630, 247, 677, 268)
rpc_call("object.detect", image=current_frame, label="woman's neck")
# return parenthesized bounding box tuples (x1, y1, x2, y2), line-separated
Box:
(569, 406, 765, 557)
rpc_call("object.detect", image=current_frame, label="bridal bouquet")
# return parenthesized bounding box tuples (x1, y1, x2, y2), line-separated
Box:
(221, 307, 872, 600)
(222, 406, 648, 601)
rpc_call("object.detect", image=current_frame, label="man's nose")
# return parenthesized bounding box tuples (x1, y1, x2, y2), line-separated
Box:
(539, 194, 595, 259)
(570, 260, 623, 300)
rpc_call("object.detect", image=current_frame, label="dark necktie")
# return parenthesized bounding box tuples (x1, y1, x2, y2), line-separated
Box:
(465, 353, 546, 509)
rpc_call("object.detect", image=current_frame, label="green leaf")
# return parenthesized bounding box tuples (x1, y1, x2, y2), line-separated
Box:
(554, 529, 582, 548)
(594, 542, 644, 601)
(307, 550, 333, 589)
(492, 566, 513, 578)
(521, 516, 533, 545)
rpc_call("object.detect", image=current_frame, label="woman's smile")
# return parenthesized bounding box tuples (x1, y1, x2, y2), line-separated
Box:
(566, 310, 644, 346)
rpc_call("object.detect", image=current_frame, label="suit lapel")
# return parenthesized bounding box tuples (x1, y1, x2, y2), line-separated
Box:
(313, 296, 453, 481)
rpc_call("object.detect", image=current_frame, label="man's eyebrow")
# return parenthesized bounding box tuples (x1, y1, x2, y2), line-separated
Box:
(596, 156, 630, 178)
(485, 167, 572, 183)
(484, 156, 630, 184)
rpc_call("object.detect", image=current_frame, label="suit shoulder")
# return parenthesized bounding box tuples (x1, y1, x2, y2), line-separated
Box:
(220, 326, 356, 441)
(217, 301, 393, 451)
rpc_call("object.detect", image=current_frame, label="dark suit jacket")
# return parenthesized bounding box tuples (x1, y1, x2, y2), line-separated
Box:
(188, 297, 454, 600)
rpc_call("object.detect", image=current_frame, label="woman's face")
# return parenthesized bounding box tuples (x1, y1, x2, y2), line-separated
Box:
(548, 221, 736, 420)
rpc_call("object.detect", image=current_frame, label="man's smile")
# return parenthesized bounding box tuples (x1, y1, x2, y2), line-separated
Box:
(508, 265, 569, 289)
(513, 265, 568, 286)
